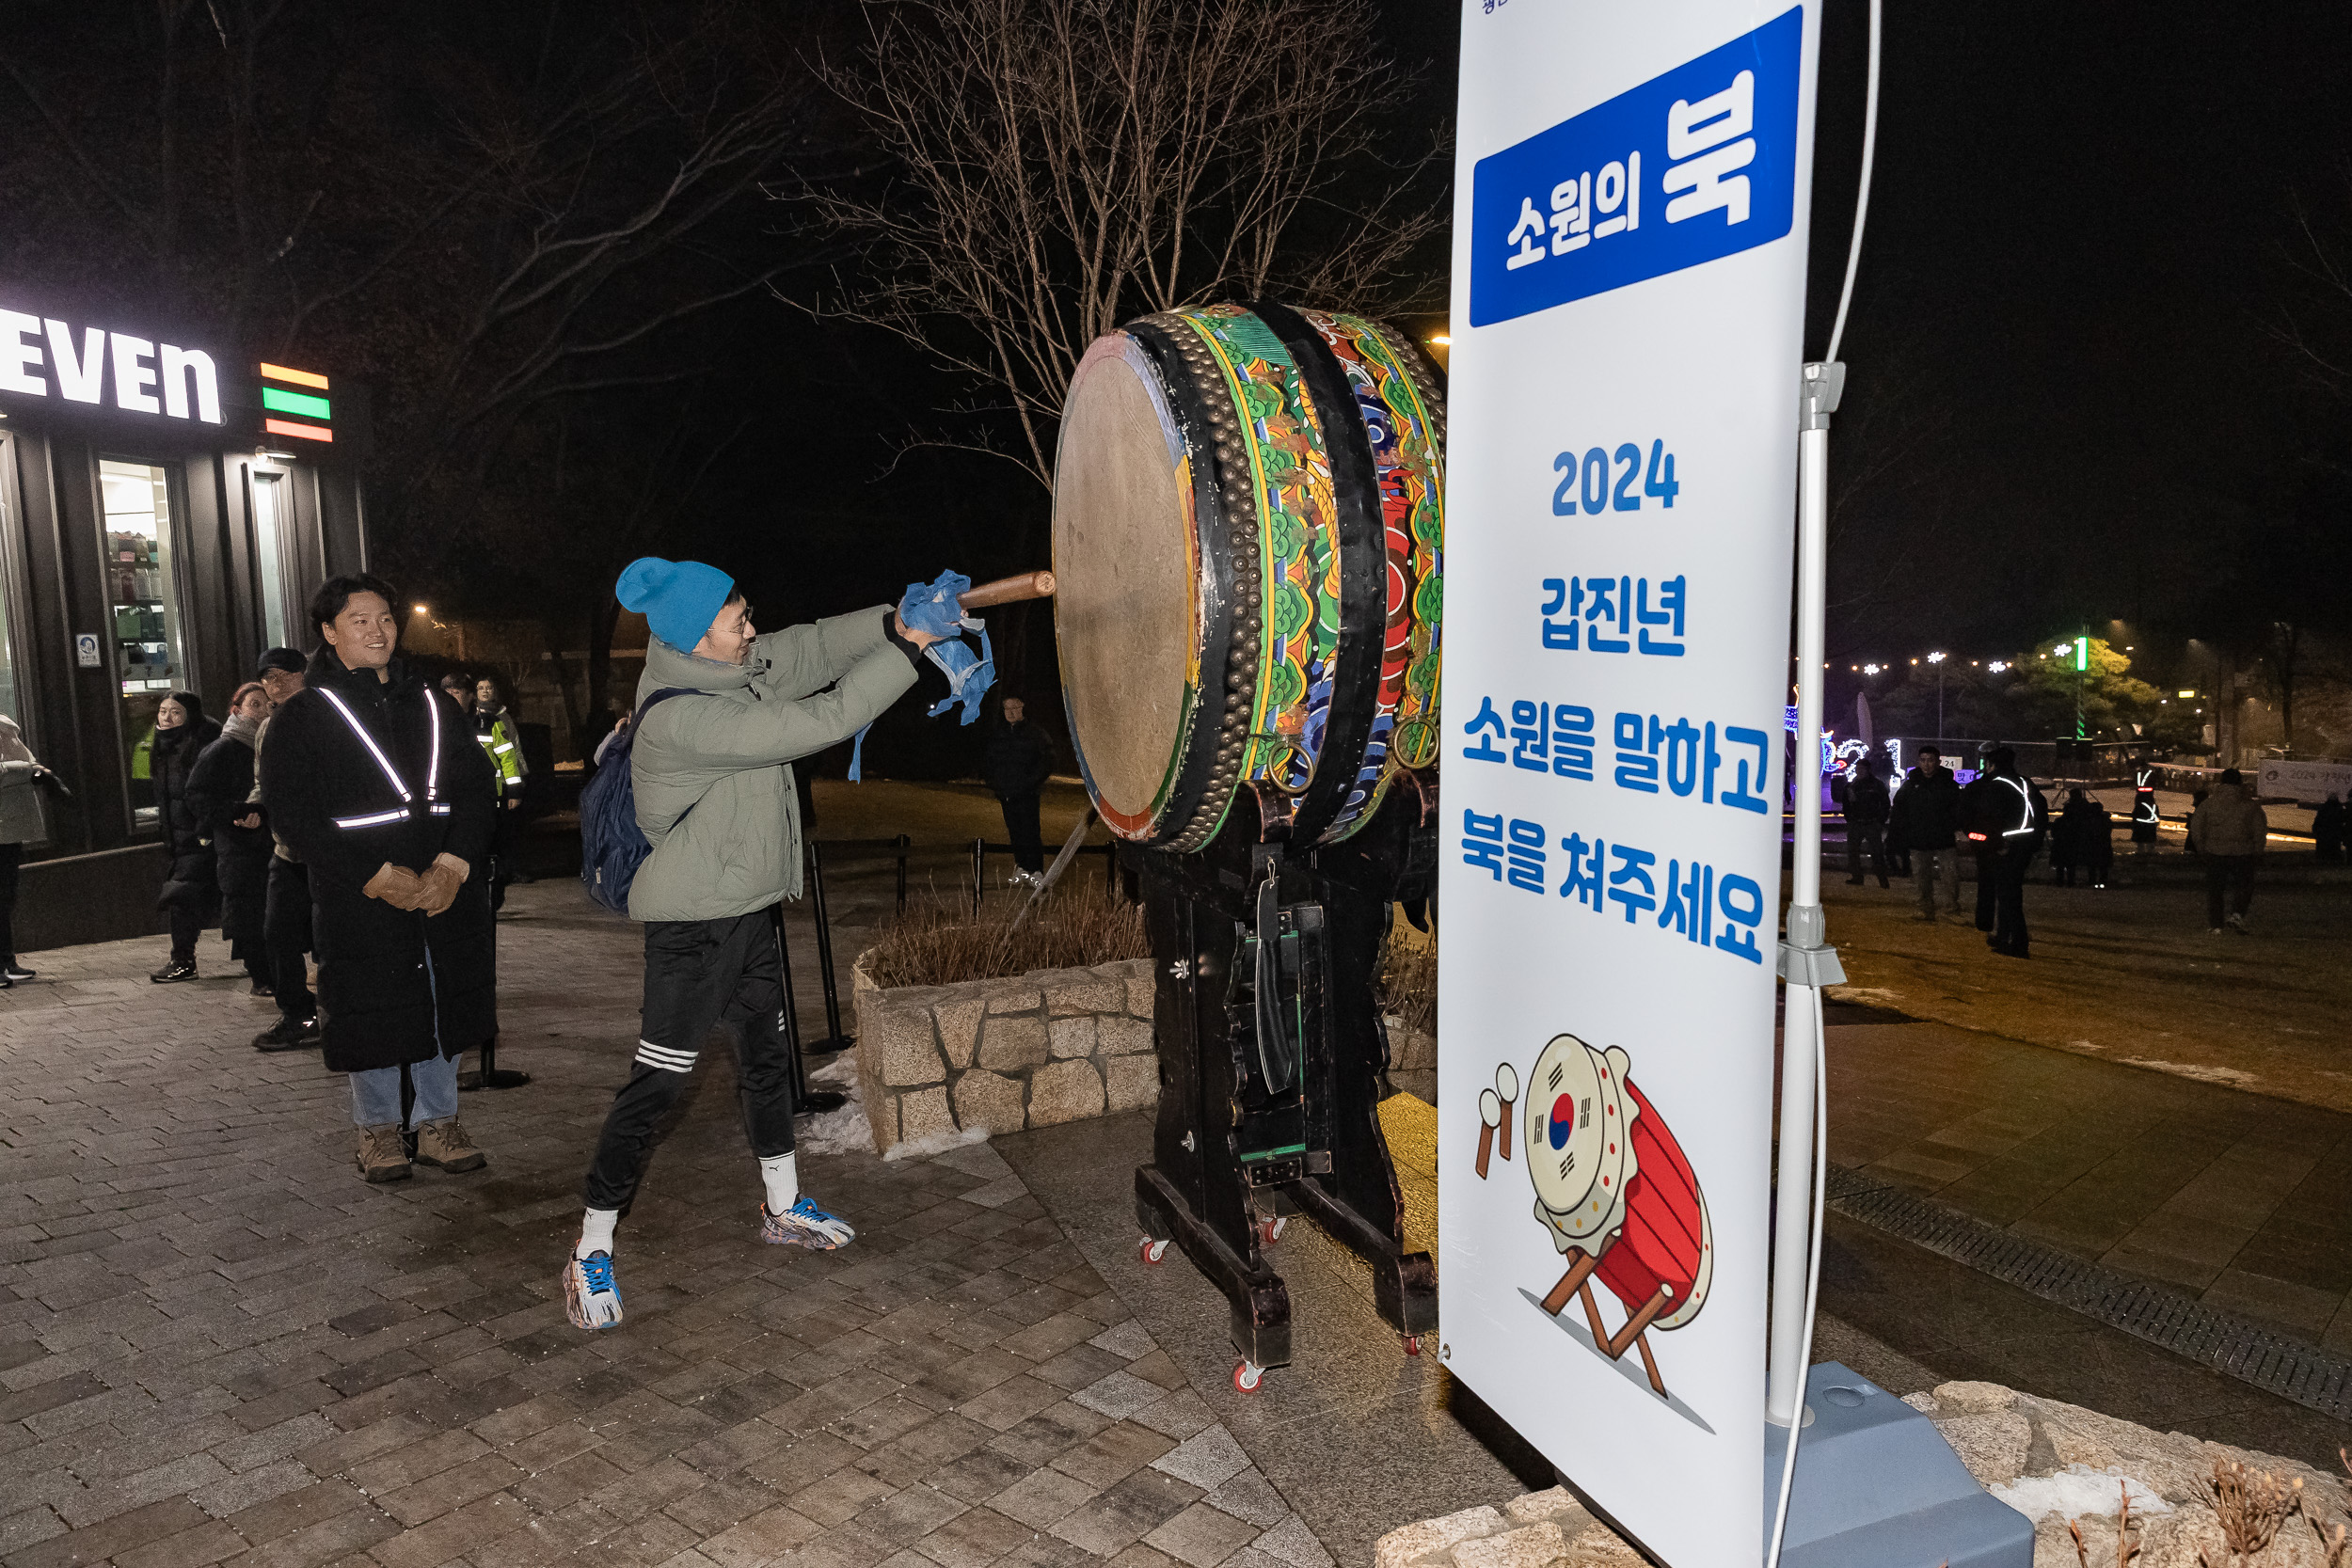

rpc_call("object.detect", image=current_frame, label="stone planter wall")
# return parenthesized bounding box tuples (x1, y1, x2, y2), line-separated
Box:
(1373, 1379, 2344, 1568)
(852, 955, 1159, 1155)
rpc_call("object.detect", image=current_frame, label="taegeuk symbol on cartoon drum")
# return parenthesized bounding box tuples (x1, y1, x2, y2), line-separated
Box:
(1472, 1036, 1712, 1401)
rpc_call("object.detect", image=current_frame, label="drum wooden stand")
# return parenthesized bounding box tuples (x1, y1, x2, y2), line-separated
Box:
(1132, 782, 1438, 1391)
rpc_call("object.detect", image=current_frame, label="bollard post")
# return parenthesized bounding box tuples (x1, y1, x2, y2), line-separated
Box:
(398, 1061, 418, 1160)
(771, 903, 845, 1112)
(804, 841, 851, 1050)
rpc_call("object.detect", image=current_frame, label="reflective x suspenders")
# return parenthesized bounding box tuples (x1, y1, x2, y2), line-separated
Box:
(316, 685, 451, 830)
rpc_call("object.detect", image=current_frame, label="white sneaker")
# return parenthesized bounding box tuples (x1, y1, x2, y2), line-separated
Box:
(762, 1196, 856, 1251)
(564, 1249, 624, 1330)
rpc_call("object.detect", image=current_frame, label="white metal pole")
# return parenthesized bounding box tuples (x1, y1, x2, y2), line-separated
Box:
(1770, 365, 1846, 1427)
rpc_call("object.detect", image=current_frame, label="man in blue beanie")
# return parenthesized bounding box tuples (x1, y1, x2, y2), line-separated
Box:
(564, 557, 939, 1331)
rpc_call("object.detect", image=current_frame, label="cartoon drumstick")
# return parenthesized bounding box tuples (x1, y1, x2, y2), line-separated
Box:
(1476, 1089, 1500, 1179)
(1495, 1063, 1518, 1161)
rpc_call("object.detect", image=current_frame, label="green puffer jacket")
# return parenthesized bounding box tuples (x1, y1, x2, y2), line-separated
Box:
(628, 606, 916, 921)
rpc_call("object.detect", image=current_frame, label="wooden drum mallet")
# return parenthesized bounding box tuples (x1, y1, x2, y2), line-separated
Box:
(957, 570, 1056, 609)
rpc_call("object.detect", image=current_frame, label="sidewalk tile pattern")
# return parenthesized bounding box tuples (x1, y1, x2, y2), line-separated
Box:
(0, 894, 1326, 1568)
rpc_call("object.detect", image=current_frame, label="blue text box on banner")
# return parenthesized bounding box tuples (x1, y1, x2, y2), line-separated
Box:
(1469, 7, 1803, 327)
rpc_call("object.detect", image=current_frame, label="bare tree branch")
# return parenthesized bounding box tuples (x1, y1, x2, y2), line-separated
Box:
(784, 0, 1448, 493)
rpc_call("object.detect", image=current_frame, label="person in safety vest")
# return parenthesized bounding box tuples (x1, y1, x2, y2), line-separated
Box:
(262, 576, 501, 1184)
(1970, 746, 2046, 958)
(2131, 755, 2161, 853)
(440, 672, 531, 907)
(560, 557, 940, 1333)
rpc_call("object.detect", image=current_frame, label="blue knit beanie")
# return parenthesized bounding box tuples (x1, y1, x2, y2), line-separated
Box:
(618, 557, 736, 652)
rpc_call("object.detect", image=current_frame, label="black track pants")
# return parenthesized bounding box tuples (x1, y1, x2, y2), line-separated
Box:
(580, 911, 797, 1212)
(1000, 791, 1044, 873)
(264, 856, 316, 1022)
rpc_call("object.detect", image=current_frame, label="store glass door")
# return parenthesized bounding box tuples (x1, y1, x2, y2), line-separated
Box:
(98, 458, 190, 832)
(251, 470, 293, 649)
(0, 437, 22, 731)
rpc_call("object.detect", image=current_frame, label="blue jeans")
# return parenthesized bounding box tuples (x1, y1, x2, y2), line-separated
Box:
(349, 1055, 458, 1129)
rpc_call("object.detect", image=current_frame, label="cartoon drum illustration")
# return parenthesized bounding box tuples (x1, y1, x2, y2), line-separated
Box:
(1474, 1062, 1520, 1180)
(1524, 1034, 1712, 1399)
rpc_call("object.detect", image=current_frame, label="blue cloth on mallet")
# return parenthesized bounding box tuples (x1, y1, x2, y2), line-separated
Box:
(847, 570, 997, 781)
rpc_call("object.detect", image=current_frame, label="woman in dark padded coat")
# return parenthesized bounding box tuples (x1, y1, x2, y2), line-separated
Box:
(187, 682, 277, 994)
(150, 691, 221, 984)
(262, 575, 501, 1184)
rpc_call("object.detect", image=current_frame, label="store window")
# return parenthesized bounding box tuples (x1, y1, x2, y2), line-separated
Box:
(99, 458, 189, 832)
(251, 470, 292, 649)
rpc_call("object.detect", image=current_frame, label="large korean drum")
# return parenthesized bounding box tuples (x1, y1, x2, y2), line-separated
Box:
(1052, 304, 1445, 851)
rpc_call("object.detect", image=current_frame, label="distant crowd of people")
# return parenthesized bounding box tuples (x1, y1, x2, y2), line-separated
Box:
(136, 657, 535, 1003)
(1835, 747, 2298, 952)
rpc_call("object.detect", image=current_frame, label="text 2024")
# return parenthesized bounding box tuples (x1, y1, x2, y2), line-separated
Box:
(1552, 441, 1680, 515)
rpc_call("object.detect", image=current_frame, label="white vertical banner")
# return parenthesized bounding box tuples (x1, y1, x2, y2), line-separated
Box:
(1438, 7, 1820, 1568)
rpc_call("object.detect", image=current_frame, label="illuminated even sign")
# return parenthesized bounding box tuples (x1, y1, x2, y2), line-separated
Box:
(0, 308, 222, 424)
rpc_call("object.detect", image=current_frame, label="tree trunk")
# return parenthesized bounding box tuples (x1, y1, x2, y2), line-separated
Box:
(587, 596, 623, 722)
(541, 612, 584, 759)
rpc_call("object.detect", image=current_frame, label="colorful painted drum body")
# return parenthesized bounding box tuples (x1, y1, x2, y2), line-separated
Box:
(1052, 303, 1444, 851)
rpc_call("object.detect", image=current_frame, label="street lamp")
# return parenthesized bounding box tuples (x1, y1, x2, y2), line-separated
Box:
(1926, 651, 1947, 741)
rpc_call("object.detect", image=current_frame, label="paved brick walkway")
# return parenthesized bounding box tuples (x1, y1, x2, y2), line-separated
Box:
(0, 888, 1331, 1568)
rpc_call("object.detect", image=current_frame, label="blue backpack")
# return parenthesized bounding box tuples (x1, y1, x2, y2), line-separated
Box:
(579, 688, 694, 914)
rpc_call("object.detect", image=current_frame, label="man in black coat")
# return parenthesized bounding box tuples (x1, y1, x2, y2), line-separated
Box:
(149, 691, 221, 982)
(1841, 755, 1892, 888)
(186, 683, 275, 994)
(985, 696, 1057, 880)
(262, 575, 501, 1184)
(1887, 745, 1963, 922)
(251, 648, 321, 1051)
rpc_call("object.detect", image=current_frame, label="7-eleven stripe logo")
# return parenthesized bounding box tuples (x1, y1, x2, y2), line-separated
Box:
(259, 362, 331, 443)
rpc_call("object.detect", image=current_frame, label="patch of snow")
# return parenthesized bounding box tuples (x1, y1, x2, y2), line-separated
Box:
(798, 1099, 876, 1157)
(1990, 1465, 2171, 1522)
(884, 1123, 992, 1163)
(2122, 1057, 2259, 1087)
(796, 1052, 875, 1155)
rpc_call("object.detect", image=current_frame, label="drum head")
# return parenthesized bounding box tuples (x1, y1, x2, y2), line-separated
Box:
(1054, 336, 1197, 832)
(1527, 1035, 1635, 1253)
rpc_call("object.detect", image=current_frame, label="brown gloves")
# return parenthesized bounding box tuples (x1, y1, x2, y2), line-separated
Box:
(365, 856, 469, 915)
(364, 863, 423, 909)
(413, 853, 470, 917)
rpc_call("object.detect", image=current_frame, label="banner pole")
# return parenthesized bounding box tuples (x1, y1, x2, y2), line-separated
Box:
(1770, 363, 1849, 1428)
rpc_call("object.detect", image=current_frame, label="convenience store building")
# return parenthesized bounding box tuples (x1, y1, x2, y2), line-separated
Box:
(0, 293, 370, 949)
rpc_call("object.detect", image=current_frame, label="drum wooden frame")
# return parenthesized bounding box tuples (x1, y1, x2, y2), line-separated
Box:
(1053, 302, 1445, 853)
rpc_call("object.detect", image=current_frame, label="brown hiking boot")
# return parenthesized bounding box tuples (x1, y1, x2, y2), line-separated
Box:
(356, 1123, 411, 1183)
(414, 1117, 486, 1173)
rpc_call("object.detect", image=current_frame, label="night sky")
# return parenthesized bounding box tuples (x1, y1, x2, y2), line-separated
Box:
(9, 2, 2350, 754)
(1378, 3, 2352, 678)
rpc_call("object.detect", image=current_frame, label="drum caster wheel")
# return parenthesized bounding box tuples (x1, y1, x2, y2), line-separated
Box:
(1138, 1237, 1168, 1265)
(1402, 1335, 1422, 1356)
(1257, 1216, 1287, 1246)
(1232, 1359, 1265, 1394)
